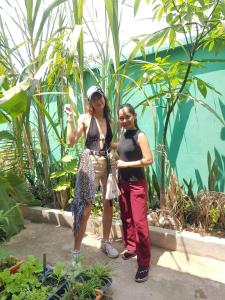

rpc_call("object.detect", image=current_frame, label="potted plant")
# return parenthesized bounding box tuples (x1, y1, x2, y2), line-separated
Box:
(64, 259, 112, 300)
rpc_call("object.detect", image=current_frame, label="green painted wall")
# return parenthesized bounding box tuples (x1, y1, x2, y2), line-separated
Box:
(126, 47, 225, 192)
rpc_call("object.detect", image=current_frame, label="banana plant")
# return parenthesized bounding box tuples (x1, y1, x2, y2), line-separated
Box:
(50, 154, 79, 209)
(0, 170, 39, 240)
(0, 78, 29, 176)
(0, 79, 30, 122)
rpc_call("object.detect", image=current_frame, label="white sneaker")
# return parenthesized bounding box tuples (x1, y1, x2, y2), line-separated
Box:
(71, 249, 80, 256)
(100, 240, 119, 258)
(71, 250, 81, 267)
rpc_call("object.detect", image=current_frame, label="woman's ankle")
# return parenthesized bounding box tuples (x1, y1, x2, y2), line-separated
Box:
(71, 249, 80, 254)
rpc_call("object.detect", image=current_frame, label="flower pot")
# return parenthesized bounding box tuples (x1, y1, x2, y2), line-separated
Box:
(44, 269, 111, 300)
(72, 272, 112, 300)
(94, 277, 112, 300)
(38, 268, 69, 300)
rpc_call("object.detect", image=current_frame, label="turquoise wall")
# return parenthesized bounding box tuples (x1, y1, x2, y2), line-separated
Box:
(126, 47, 225, 192)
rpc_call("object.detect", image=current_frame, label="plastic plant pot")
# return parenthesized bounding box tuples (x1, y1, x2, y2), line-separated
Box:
(38, 267, 69, 300)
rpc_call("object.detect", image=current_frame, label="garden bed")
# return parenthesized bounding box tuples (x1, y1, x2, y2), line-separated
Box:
(0, 255, 112, 300)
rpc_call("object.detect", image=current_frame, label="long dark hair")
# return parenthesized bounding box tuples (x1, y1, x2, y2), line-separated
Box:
(103, 95, 111, 123)
(118, 103, 139, 129)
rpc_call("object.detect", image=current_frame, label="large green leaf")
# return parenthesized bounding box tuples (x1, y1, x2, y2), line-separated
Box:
(0, 79, 31, 118)
(0, 171, 40, 240)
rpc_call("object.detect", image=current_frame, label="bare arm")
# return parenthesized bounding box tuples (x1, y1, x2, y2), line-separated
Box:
(66, 115, 85, 146)
(117, 132, 153, 168)
(65, 104, 87, 146)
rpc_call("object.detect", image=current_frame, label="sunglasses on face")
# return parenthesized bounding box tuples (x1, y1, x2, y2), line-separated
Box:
(90, 93, 103, 102)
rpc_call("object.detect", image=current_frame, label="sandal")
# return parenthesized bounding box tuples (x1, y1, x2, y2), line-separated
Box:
(121, 250, 136, 260)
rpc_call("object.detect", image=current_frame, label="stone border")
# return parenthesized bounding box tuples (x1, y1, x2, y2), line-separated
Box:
(22, 206, 225, 262)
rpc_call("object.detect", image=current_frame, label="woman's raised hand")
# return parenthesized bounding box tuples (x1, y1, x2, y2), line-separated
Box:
(64, 104, 74, 121)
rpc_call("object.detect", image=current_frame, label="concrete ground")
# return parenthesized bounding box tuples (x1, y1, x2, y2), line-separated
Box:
(2, 220, 225, 300)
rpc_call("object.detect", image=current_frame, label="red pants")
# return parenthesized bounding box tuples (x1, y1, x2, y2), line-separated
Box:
(119, 180, 151, 267)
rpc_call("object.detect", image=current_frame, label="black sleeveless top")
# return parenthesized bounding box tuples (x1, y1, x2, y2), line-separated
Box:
(85, 117, 113, 151)
(117, 129, 145, 181)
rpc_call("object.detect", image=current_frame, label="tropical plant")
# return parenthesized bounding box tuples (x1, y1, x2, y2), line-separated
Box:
(133, 0, 225, 208)
(0, 1, 149, 209)
(0, 0, 69, 193)
(0, 170, 39, 240)
(91, 189, 120, 218)
(1, 0, 224, 217)
(195, 150, 222, 192)
(64, 259, 112, 300)
(207, 151, 219, 191)
(84, 0, 146, 137)
(0, 0, 104, 205)
(104, 0, 121, 118)
(146, 166, 160, 209)
(183, 178, 196, 203)
(50, 154, 79, 209)
(0, 205, 19, 241)
(0, 83, 31, 215)
(0, 210, 9, 240)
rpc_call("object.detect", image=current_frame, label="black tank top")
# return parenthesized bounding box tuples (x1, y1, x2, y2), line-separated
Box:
(85, 117, 113, 151)
(117, 129, 145, 181)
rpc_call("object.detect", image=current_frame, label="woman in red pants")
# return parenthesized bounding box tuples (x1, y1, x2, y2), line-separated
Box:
(117, 103, 153, 283)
